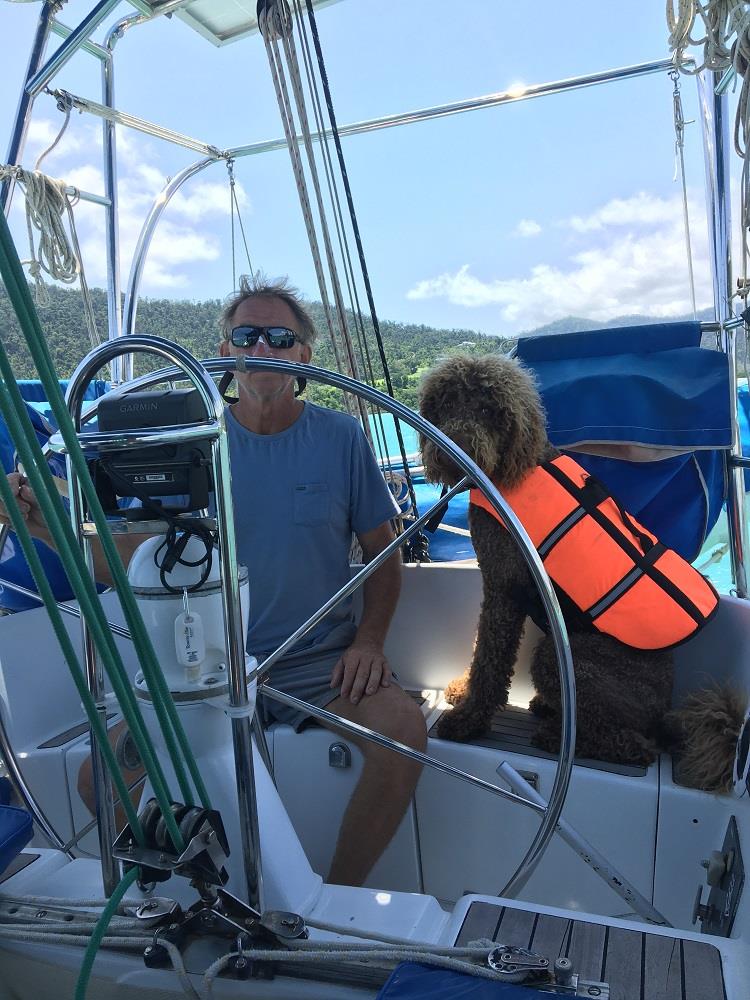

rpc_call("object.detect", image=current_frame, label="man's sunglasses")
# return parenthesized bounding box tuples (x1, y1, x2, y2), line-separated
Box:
(230, 325, 299, 349)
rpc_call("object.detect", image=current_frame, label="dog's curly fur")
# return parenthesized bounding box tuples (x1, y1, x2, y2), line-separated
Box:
(665, 684, 746, 792)
(419, 353, 674, 766)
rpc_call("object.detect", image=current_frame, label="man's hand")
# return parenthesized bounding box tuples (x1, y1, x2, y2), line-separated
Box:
(330, 639, 392, 705)
(0, 473, 50, 542)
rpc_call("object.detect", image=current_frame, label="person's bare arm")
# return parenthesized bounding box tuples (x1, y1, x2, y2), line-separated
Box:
(0, 472, 149, 585)
(330, 520, 402, 704)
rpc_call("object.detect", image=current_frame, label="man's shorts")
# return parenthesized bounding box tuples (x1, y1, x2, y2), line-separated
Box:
(256, 621, 357, 732)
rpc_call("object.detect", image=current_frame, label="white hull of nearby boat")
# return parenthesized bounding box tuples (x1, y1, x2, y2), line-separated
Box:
(0, 564, 748, 997)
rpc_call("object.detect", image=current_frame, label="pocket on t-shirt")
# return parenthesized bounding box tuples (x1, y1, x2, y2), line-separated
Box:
(293, 483, 330, 525)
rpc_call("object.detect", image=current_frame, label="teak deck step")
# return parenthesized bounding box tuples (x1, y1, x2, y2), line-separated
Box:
(455, 901, 726, 999)
(430, 704, 648, 776)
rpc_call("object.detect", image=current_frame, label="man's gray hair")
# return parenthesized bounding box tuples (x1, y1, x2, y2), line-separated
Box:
(219, 273, 317, 346)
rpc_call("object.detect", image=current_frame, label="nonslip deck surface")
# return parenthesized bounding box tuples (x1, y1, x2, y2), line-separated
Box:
(455, 901, 726, 999)
(429, 704, 648, 776)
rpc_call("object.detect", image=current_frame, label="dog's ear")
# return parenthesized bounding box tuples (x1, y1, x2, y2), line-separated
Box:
(482, 357, 548, 487)
(418, 354, 549, 486)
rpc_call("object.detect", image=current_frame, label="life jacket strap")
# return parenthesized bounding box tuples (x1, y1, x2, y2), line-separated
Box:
(542, 460, 710, 629)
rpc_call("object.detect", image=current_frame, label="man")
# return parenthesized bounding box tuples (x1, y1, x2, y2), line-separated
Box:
(1, 274, 427, 887)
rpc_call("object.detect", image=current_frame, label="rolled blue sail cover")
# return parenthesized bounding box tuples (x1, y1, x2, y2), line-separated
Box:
(516, 322, 731, 561)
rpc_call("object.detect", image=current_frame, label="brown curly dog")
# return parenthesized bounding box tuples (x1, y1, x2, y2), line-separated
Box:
(419, 353, 674, 766)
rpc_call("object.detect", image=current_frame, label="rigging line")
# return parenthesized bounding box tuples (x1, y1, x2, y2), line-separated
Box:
(228, 159, 236, 292)
(0, 219, 199, 832)
(291, 2, 395, 469)
(65, 191, 102, 352)
(733, 20, 750, 273)
(269, 5, 369, 413)
(259, 7, 354, 416)
(670, 70, 697, 317)
(227, 156, 255, 282)
(304, 0, 422, 521)
(277, 18, 372, 433)
(34, 93, 72, 171)
(290, 0, 393, 469)
(0, 174, 102, 354)
(232, 181, 255, 278)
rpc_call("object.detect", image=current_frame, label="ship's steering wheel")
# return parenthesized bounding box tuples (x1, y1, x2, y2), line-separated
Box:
(63, 342, 576, 898)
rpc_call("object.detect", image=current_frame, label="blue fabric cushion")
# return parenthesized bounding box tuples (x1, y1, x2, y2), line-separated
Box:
(0, 805, 33, 874)
(377, 962, 550, 998)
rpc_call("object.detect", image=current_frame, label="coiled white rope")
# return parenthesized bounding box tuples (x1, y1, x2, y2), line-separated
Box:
(668, 3, 750, 291)
(668, 1, 749, 72)
(0, 99, 101, 350)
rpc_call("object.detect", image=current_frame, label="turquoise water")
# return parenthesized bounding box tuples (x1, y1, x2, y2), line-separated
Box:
(369, 412, 419, 461)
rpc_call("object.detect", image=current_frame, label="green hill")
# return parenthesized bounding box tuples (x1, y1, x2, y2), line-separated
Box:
(1, 282, 727, 413)
(0, 283, 512, 412)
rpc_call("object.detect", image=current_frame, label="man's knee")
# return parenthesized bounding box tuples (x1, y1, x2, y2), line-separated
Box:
(328, 685, 427, 754)
(364, 688, 427, 756)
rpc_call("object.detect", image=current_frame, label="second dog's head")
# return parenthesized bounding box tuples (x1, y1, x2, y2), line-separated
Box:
(418, 353, 548, 488)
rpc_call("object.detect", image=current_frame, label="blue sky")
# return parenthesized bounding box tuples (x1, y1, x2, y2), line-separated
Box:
(0, 0, 730, 339)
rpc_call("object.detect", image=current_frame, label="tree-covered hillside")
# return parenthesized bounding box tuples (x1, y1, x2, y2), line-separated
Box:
(2, 282, 728, 414)
(0, 283, 513, 411)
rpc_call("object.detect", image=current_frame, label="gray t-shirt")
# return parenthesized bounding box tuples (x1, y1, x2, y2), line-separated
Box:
(225, 403, 398, 658)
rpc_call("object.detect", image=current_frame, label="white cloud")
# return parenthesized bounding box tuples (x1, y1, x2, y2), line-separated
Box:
(566, 191, 679, 233)
(171, 180, 250, 221)
(515, 218, 541, 237)
(407, 190, 712, 330)
(10, 117, 243, 294)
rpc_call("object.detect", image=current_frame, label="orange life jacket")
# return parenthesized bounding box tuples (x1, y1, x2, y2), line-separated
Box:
(469, 454, 719, 650)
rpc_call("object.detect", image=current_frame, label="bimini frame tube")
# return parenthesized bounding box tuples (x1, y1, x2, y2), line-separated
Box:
(1, 0, 58, 214)
(100, 0, 198, 382)
(24, 0, 122, 99)
(698, 70, 748, 597)
(120, 58, 676, 339)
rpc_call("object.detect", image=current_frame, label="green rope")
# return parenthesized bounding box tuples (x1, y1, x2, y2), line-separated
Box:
(0, 362, 183, 851)
(0, 210, 211, 812)
(0, 474, 144, 842)
(74, 866, 139, 1000)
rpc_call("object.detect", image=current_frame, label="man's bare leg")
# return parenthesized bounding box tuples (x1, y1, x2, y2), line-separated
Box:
(323, 684, 427, 887)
